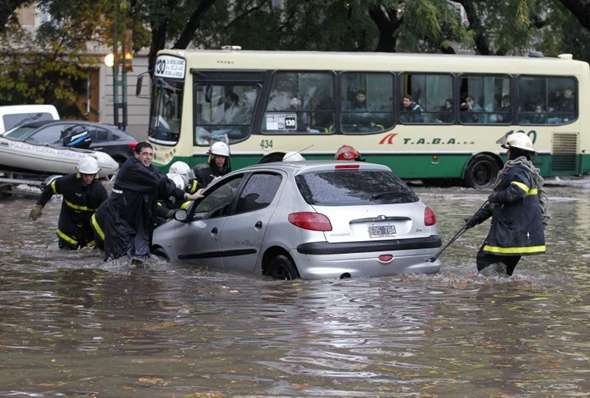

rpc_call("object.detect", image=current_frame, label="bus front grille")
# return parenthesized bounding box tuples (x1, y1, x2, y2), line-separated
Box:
(552, 133, 578, 173)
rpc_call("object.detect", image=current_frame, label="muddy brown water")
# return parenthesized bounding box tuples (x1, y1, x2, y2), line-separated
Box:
(1, 182, 589, 397)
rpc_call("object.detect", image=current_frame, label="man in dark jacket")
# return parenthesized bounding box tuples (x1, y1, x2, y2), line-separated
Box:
(466, 132, 548, 276)
(93, 142, 202, 262)
(29, 156, 108, 249)
(192, 141, 231, 189)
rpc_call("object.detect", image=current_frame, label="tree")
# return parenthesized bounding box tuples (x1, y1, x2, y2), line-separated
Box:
(0, 0, 32, 33)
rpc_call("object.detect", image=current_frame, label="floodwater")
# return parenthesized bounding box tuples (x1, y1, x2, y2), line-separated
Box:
(1, 182, 590, 397)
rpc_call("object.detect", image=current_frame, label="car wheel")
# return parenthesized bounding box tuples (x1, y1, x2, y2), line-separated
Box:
(151, 246, 169, 261)
(266, 254, 300, 280)
(464, 154, 500, 189)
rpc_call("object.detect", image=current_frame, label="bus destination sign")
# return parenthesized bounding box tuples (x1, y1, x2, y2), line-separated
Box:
(154, 55, 186, 79)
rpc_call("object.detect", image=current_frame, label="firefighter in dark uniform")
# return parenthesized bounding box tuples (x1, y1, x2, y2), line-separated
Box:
(92, 142, 203, 262)
(192, 141, 231, 190)
(154, 161, 199, 226)
(29, 156, 108, 249)
(465, 132, 548, 276)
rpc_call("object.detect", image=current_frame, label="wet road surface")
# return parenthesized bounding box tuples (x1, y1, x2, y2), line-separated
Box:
(1, 182, 589, 397)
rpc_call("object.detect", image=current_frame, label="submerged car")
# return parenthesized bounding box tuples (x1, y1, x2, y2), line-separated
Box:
(152, 161, 442, 280)
(2, 120, 137, 164)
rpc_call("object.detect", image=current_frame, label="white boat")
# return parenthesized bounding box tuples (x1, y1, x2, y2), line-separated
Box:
(0, 135, 119, 178)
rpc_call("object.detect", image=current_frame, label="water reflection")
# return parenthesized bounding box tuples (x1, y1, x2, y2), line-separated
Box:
(1, 185, 590, 396)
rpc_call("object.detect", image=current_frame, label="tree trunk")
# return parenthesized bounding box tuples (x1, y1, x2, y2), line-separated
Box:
(368, 4, 402, 52)
(557, 0, 590, 31)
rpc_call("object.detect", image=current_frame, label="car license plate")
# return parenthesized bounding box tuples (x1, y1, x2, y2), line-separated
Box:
(368, 223, 396, 238)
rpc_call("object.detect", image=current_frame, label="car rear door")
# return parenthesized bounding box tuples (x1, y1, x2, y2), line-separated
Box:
(216, 171, 284, 273)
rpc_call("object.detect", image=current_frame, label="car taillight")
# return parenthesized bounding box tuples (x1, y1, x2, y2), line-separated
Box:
(288, 212, 332, 231)
(128, 141, 138, 152)
(424, 207, 436, 226)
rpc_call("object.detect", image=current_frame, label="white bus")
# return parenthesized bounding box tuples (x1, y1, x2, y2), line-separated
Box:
(146, 49, 589, 188)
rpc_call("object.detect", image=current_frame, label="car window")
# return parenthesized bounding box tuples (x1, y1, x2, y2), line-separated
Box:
(2, 112, 54, 131)
(88, 127, 111, 142)
(3, 125, 38, 140)
(295, 169, 418, 206)
(27, 124, 68, 144)
(193, 175, 244, 218)
(235, 173, 282, 214)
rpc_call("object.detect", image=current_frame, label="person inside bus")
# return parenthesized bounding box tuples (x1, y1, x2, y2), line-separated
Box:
(267, 79, 301, 111)
(438, 98, 453, 123)
(460, 95, 482, 123)
(400, 94, 423, 123)
(192, 141, 232, 190)
(496, 94, 511, 122)
(557, 87, 575, 115)
(464, 132, 547, 277)
(351, 90, 368, 110)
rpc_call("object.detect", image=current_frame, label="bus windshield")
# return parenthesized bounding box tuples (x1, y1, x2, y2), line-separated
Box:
(149, 78, 184, 144)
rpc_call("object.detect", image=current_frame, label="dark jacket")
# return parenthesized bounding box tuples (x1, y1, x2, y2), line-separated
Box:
(93, 157, 185, 259)
(192, 160, 231, 189)
(38, 173, 107, 248)
(471, 160, 546, 256)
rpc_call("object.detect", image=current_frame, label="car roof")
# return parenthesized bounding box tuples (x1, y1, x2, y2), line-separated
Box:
(13, 120, 135, 137)
(231, 160, 391, 176)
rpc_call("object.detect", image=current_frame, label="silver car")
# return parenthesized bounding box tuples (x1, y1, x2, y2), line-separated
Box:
(152, 161, 442, 279)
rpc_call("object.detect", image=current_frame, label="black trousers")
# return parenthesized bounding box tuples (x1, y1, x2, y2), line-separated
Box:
(476, 249, 521, 276)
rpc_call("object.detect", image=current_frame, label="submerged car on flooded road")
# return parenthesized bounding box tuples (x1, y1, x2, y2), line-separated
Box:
(152, 161, 442, 279)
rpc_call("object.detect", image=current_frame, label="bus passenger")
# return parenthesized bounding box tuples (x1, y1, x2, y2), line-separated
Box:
(29, 156, 107, 250)
(192, 141, 232, 189)
(465, 132, 547, 276)
(460, 96, 482, 123)
(438, 98, 453, 122)
(93, 142, 202, 263)
(400, 95, 423, 123)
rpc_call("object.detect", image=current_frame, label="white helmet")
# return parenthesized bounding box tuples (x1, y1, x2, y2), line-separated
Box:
(167, 174, 186, 190)
(209, 141, 230, 157)
(283, 151, 305, 162)
(168, 161, 192, 177)
(503, 132, 535, 153)
(78, 156, 100, 174)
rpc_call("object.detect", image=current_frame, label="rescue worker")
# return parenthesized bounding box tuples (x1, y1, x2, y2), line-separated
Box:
(335, 144, 363, 161)
(92, 142, 202, 262)
(154, 161, 199, 226)
(192, 141, 231, 189)
(465, 132, 548, 276)
(29, 156, 107, 249)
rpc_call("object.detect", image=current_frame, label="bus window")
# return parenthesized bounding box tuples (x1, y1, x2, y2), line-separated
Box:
(518, 76, 577, 125)
(340, 72, 393, 133)
(263, 72, 335, 134)
(149, 78, 184, 143)
(459, 75, 510, 124)
(399, 73, 452, 124)
(195, 84, 259, 145)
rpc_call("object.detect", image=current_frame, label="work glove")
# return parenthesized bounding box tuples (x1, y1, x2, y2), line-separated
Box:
(464, 216, 478, 229)
(29, 204, 43, 221)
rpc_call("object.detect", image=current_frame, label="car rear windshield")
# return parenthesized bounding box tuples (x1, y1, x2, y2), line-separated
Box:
(295, 169, 419, 206)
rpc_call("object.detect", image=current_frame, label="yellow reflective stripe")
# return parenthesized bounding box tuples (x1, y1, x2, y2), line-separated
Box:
(64, 199, 95, 212)
(56, 229, 78, 245)
(528, 188, 538, 195)
(511, 180, 529, 193)
(50, 180, 57, 194)
(180, 200, 191, 209)
(190, 180, 198, 193)
(91, 214, 105, 241)
(483, 244, 546, 254)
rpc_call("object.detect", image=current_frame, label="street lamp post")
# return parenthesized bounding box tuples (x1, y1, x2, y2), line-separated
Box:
(111, 0, 128, 130)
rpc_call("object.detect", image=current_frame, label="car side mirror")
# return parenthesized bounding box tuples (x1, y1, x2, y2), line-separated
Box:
(174, 208, 189, 222)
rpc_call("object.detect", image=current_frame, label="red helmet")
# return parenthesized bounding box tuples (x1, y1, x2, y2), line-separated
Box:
(335, 145, 361, 161)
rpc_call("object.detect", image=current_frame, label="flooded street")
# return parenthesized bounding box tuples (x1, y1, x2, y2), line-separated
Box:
(1, 183, 590, 397)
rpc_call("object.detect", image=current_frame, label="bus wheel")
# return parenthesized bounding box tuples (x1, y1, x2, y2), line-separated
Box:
(266, 254, 300, 280)
(464, 154, 500, 189)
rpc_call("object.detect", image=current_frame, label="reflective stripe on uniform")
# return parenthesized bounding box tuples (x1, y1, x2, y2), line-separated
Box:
(64, 199, 95, 212)
(511, 181, 538, 196)
(180, 201, 191, 209)
(190, 180, 198, 193)
(50, 179, 58, 194)
(56, 229, 78, 245)
(91, 214, 105, 241)
(483, 244, 546, 254)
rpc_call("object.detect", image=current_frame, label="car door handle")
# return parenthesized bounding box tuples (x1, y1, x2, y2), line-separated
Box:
(210, 227, 218, 235)
(254, 221, 263, 229)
